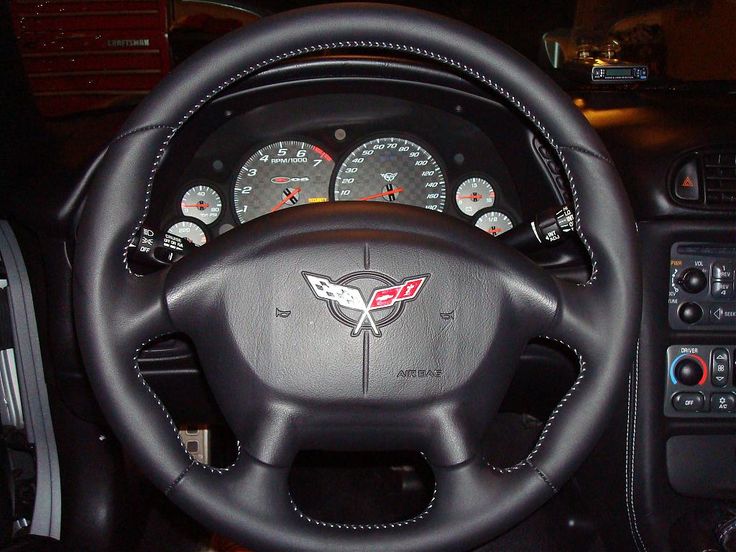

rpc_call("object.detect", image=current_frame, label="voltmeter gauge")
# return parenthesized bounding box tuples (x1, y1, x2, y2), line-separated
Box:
(180, 184, 221, 224)
(167, 220, 208, 247)
(455, 177, 495, 216)
(474, 210, 514, 237)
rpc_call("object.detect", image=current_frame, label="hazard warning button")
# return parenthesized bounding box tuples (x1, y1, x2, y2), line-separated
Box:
(674, 160, 700, 201)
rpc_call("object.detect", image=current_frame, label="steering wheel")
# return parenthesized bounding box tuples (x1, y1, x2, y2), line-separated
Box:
(74, 4, 640, 551)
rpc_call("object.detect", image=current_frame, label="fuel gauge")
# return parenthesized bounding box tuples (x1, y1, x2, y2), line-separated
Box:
(474, 210, 514, 237)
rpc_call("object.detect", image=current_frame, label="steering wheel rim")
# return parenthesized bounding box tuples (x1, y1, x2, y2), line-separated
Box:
(73, 4, 641, 551)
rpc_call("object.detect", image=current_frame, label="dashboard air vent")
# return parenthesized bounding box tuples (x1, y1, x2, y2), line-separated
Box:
(703, 151, 736, 207)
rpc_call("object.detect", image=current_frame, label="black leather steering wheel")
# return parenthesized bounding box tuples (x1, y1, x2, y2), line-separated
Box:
(73, 4, 641, 551)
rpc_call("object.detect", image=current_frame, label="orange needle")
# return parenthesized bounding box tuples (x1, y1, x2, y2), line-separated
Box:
(358, 187, 405, 201)
(457, 194, 483, 200)
(270, 187, 301, 212)
(181, 203, 210, 208)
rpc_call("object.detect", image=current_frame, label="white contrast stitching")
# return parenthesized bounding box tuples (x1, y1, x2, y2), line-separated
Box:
(120, 41, 597, 286)
(134, 334, 241, 475)
(111, 124, 176, 145)
(487, 336, 586, 478)
(626, 340, 648, 551)
(719, 518, 736, 547)
(527, 458, 558, 493)
(118, 40, 603, 512)
(290, 483, 437, 530)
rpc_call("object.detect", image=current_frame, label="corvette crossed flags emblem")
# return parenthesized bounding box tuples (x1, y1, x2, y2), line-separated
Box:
(303, 272, 427, 336)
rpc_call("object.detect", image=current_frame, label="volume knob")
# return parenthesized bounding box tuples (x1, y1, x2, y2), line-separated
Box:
(678, 268, 707, 294)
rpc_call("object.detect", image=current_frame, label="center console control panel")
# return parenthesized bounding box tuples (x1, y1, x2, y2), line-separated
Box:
(669, 243, 736, 330)
(664, 345, 736, 417)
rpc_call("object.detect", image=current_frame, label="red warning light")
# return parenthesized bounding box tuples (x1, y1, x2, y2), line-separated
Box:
(681, 176, 695, 188)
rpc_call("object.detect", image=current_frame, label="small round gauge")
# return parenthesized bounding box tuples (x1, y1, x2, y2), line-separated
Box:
(333, 136, 446, 211)
(474, 210, 514, 237)
(180, 184, 222, 224)
(166, 220, 208, 247)
(455, 177, 496, 216)
(233, 141, 334, 224)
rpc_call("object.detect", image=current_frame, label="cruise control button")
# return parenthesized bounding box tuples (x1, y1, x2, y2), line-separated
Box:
(710, 393, 736, 413)
(672, 392, 705, 412)
(712, 348, 730, 387)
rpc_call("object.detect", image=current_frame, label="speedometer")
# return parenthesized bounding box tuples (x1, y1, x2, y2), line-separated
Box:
(333, 137, 446, 211)
(233, 140, 334, 224)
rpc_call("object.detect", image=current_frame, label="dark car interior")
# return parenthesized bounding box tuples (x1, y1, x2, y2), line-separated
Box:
(2, 0, 735, 550)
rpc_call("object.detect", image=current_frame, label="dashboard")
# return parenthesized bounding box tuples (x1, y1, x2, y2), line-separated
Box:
(143, 61, 568, 253)
(166, 133, 516, 247)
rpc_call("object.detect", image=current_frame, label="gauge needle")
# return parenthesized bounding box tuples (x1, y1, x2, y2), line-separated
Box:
(181, 203, 210, 208)
(457, 194, 483, 200)
(358, 187, 405, 201)
(270, 187, 302, 212)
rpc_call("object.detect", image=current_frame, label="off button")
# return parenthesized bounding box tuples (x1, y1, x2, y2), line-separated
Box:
(672, 392, 705, 412)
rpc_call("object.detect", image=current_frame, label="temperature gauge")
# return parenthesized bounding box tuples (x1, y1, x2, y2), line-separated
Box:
(167, 220, 208, 247)
(474, 210, 514, 237)
(455, 177, 495, 216)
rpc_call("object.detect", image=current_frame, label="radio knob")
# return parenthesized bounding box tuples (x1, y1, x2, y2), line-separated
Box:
(674, 358, 704, 386)
(678, 268, 707, 294)
(678, 302, 703, 324)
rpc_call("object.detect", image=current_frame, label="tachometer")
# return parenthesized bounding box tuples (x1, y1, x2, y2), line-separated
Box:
(333, 137, 446, 211)
(233, 141, 334, 224)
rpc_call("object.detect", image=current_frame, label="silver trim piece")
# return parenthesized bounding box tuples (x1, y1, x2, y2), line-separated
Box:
(0, 222, 61, 539)
(0, 349, 24, 429)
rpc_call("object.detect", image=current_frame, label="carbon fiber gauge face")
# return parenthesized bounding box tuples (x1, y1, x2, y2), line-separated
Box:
(334, 137, 446, 211)
(233, 141, 334, 224)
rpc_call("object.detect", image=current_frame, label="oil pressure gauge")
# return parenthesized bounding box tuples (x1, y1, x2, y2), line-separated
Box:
(180, 184, 222, 224)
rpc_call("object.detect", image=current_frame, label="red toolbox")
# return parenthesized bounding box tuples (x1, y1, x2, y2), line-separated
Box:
(10, 0, 170, 117)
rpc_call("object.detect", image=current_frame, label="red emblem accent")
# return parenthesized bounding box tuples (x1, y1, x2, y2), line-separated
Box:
(304, 272, 429, 336)
(368, 277, 426, 309)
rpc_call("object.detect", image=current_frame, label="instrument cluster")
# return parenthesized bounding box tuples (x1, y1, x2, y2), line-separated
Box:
(164, 134, 518, 247)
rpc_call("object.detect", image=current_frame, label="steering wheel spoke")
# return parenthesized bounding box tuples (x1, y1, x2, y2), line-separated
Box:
(121, 270, 177, 347)
(166, 452, 557, 552)
(543, 279, 601, 348)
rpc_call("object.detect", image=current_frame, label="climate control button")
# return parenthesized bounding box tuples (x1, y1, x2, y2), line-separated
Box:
(710, 393, 736, 413)
(674, 357, 705, 386)
(711, 348, 730, 387)
(672, 392, 705, 412)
